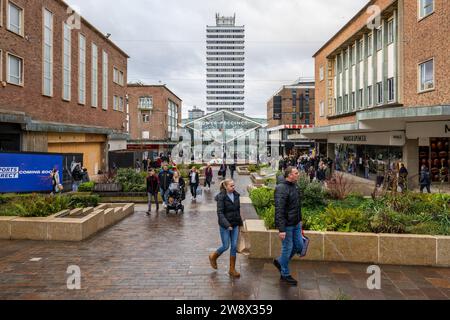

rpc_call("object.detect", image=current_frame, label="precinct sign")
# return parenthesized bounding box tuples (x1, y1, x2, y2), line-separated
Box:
(0, 152, 63, 193)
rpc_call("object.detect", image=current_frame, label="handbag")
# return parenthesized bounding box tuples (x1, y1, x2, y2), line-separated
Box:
(196, 186, 203, 196)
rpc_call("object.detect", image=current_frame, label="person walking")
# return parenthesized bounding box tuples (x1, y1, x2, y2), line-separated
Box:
(158, 165, 174, 207)
(50, 167, 62, 195)
(398, 163, 409, 192)
(71, 163, 83, 192)
(316, 162, 326, 184)
(209, 179, 243, 278)
(364, 157, 370, 180)
(204, 164, 213, 191)
(172, 171, 186, 201)
(420, 165, 431, 194)
(273, 167, 303, 286)
(219, 162, 227, 179)
(189, 167, 200, 201)
(229, 162, 236, 180)
(146, 169, 160, 214)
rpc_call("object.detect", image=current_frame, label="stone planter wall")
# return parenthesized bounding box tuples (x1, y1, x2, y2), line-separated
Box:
(242, 220, 450, 267)
(237, 167, 250, 176)
(0, 203, 134, 241)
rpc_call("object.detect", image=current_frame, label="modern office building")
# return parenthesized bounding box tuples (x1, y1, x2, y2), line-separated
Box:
(206, 13, 245, 113)
(188, 106, 205, 120)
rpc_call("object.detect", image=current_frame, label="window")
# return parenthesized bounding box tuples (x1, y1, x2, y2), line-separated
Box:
(367, 85, 373, 106)
(376, 82, 383, 104)
(138, 96, 153, 109)
(78, 34, 86, 104)
(91, 43, 98, 107)
(0, 50, 2, 82)
(387, 78, 395, 101)
(319, 101, 325, 117)
(168, 100, 179, 138)
(113, 67, 124, 86)
(319, 66, 324, 81)
(142, 113, 150, 123)
(337, 54, 342, 73)
(388, 20, 394, 44)
(7, 1, 23, 36)
(119, 96, 124, 112)
(102, 51, 108, 110)
(376, 28, 383, 51)
(344, 94, 348, 112)
(7, 53, 23, 85)
(113, 95, 118, 111)
(358, 89, 363, 108)
(419, 0, 434, 19)
(43, 9, 53, 96)
(292, 90, 297, 107)
(62, 23, 71, 101)
(358, 40, 364, 61)
(351, 92, 356, 110)
(367, 34, 373, 56)
(351, 45, 356, 65)
(343, 50, 348, 69)
(419, 59, 434, 91)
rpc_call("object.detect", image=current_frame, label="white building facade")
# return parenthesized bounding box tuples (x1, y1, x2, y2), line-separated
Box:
(206, 14, 245, 113)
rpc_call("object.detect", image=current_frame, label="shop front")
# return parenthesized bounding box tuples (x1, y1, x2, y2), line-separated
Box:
(328, 131, 405, 180)
(407, 121, 450, 183)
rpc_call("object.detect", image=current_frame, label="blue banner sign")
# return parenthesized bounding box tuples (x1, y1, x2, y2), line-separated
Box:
(0, 152, 64, 193)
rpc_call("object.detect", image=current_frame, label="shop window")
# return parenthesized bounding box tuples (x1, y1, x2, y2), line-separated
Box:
(429, 138, 449, 182)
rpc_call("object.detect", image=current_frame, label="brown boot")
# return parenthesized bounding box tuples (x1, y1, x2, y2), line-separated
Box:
(229, 256, 240, 278)
(209, 252, 220, 270)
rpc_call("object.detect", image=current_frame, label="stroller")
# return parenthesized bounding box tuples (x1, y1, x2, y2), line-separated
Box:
(166, 182, 185, 215)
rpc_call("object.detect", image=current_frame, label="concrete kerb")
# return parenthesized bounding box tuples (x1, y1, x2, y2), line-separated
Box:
(244, 219, 450, 267)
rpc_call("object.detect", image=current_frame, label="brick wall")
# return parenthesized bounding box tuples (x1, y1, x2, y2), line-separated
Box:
(127, 85, 182, 141)
(0, 0, 128, 132)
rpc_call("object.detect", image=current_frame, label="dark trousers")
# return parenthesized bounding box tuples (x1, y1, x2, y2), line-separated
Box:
(190, 183, 199, 198)
(230, 170, 235, 179)
(147, 192, 159, 211)
(204, 177, 212, 188)
(420, 184, 431, 193)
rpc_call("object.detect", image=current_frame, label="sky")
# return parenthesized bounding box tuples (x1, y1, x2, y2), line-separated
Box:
(68, 0, 368, 119)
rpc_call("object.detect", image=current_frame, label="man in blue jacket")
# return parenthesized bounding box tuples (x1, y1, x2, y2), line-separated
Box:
(158, 165, 173, 207)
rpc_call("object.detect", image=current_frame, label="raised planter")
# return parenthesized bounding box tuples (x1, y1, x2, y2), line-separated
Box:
(94, 183, 123, 192)
(0, 203, 134, 241)
(237, 166, 251, 176)
(242, 219, 450, 267)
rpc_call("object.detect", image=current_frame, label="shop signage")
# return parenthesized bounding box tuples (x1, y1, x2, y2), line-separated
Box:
(343, 135, 367, 142)
(406, 121, 450, 139)
(0, 152, 63, 193)
(329, 131, 405, 146)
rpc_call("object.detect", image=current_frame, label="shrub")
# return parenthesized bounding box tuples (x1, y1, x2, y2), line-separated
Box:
(302, 207, 327, 231)
(250, 187, 274, 214)
(261, 206, 275, 230)
(326, 172, 353, 200)
(78, 182, 94, 192)
(68, 195, 100, 208)
(248, 164, 259, 173)
(321, 205, 368, 232)
(115, 168, 146, 192)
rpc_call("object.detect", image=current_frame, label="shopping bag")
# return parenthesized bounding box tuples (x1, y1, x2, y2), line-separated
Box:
(196, 186, 203, 197)
(299, 235, 310, 257)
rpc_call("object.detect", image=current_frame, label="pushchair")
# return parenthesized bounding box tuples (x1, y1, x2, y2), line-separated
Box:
(166, 182, 185, 215)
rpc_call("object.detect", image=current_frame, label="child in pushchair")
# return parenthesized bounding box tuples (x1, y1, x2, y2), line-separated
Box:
(166, 173, 185, 214)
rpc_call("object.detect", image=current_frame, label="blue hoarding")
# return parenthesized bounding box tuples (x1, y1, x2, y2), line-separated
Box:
(0, 152, 64, 193)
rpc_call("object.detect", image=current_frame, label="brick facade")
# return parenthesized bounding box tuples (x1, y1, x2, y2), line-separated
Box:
(127, 85, 182, 142)
(0, 0, 128, 131)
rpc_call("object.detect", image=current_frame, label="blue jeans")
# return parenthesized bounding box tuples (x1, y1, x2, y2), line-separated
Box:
(160, 188, 169, 204)
(277, 223, 303, 277)
(217, 226, 239, 257)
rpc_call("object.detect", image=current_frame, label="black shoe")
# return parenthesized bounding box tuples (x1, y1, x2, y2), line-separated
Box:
(146, 211, 151, 216)
(273, 259, 281, 273)
(280, 275, 298, 286)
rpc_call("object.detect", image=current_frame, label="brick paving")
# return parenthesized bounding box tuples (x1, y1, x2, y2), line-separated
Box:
(0, 169, 449, 300)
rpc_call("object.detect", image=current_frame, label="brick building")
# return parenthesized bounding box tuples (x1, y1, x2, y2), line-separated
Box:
(266, 79, 315, 157)
(126, 84, 182, 157)
(0, 0, 129, 176)
(303, 0, 450, 187)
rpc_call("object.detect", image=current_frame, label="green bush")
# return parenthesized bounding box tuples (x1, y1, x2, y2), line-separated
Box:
(78, 182, 94, 192)
(320, 205, 368, 232)
(302, 207, 327, 231)
(250, 187, 274, 215)
(68, 195, 100, 208)
(261, 206, 275, 230)
(115, 168, 146, 192)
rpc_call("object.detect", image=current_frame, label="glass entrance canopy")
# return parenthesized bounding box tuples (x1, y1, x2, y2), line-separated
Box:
(181, 110, 267, 164)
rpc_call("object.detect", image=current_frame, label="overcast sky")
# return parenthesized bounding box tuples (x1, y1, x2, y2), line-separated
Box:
(68, 0, 368, 119)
